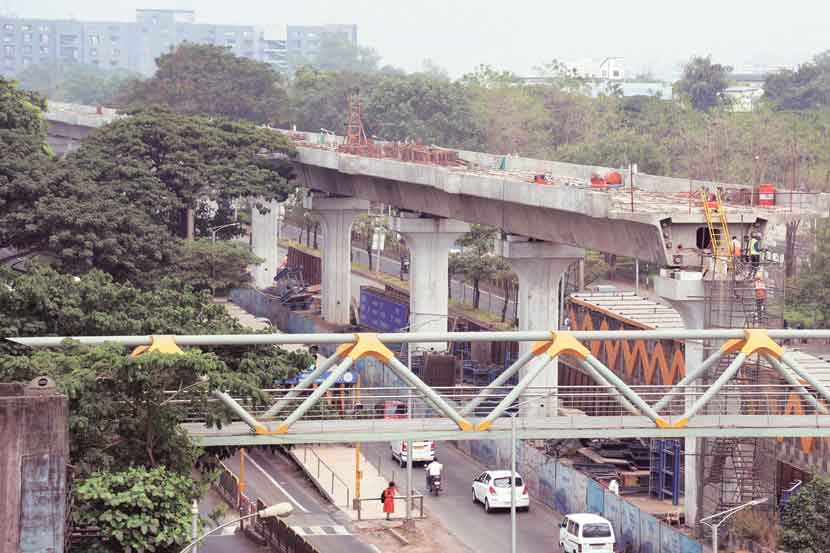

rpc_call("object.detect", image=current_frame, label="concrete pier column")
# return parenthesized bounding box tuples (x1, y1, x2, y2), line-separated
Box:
(504, 237, 583, 417)
(309, 196, 370, 325)
(655, 272, 705, 531)
(391, 216, 470, 352)
(250, 199, 283, 290)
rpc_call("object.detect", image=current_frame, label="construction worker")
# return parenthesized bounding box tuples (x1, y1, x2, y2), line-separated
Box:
(754, 277, 767, 323)
(749, 233, 762, 277)
(731, 236, 742, 258)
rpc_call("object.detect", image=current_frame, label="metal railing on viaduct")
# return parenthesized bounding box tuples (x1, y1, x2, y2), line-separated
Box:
(10, 329, 830, 445)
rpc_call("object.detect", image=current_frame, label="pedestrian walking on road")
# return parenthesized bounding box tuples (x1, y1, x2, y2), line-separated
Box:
(382, 481, 397, 520)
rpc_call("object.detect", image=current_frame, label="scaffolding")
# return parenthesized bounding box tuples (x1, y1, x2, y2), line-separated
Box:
(701, 218, 784, 525)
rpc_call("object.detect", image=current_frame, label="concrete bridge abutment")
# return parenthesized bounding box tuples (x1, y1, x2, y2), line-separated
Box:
(503, 236, 583, 418)
(250, 198, 283, 290)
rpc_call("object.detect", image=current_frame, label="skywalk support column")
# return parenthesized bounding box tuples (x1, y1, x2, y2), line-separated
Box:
(309, 196, 370, 325)
(504, 236, 583, 418)
(392, 216, 470, 352)
(655, 272, 705, 531)
(250, 199, 282, 289)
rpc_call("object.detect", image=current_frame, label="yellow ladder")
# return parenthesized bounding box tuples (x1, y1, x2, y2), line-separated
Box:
(701, 189, 733, 266)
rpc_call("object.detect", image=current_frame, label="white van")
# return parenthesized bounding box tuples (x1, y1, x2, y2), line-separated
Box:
(559, 513, 615, 553)
(390, 440, 435, 466)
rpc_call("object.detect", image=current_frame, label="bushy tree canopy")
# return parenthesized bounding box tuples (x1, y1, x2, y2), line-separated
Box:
(116, 43, 289, 124)
(675, 55, 733, 111)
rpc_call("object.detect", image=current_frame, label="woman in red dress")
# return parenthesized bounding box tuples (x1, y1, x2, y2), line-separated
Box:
(382, 481, 397, 520)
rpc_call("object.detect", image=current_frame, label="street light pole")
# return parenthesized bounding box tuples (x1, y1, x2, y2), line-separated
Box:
(510, 411, 517, 553)
(179, 502, 293, 553)
(699, 497, 768, 553)
(209, 222, 241, 244)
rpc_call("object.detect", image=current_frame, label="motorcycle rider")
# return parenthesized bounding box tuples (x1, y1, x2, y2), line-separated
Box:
(425, 457, 443, 492)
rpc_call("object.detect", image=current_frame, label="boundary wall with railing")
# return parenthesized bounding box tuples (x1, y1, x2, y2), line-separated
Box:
(212, 459, 320, 553)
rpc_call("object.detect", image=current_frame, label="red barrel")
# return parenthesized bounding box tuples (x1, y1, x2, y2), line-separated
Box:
(605, 171, 623, 185)
(758, 184, 776, 207)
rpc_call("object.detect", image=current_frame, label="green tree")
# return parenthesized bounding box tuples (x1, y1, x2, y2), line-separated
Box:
(790, 221, 830, 324)
(68, 107, 296, 239)
(17, 61, 138, 106)
(364, 74, 485, 149)
(0, 267, 311, 471)
(116, 43, 289, 124)
(287, 66, 379, 135)
(675, 55, 733, 111)
(73, 466, 199, 553)
(764, 51, 830, 110)
(554, 128, 671, 175)
(779, 474, 830, 553)
(168, 239, 262, 294)
(452, 226, 510, 309)
(0, 77, 54, 250)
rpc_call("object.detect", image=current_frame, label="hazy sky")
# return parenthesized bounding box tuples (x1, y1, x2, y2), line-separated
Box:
(4, 0, 828, 77)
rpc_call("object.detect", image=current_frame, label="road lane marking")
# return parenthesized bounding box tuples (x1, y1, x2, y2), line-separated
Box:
(291, 525, 351, 536)
(244, 453, 310, 513)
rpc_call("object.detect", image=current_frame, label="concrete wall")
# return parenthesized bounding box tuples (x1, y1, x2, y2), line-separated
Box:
(453, 439, 702, 553)
(0, 382, 70, 553)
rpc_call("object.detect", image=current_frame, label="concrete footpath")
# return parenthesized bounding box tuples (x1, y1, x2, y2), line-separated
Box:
(293, 444, 418, 521)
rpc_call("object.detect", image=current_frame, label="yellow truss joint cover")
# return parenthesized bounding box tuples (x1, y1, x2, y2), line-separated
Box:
(457, 419, 474, 431)
(254, 423, 271, 435)
(346, 333, 395, 362)
(530, 332, 590, 360)
(335, 342, 355, 357)
(720, 339, 745, 355)
(271, 423, 290, 435)
(672, 418, 689, 429)
(475, 420, 493, 432)
(739, 329, 784, 359)
(655, 418, 671, 429)
(130, 335, 184, 357)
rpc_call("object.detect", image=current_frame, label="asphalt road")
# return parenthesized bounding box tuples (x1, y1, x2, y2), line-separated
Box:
(221, 448, 378, 553)
(363, 441, 565, 553)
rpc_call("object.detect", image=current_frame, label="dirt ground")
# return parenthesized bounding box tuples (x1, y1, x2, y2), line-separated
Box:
(355, 518, 473, 553)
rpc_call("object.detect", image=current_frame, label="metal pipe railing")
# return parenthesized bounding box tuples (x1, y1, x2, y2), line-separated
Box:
(301, 446, 351, 508)
(12, 328, 830, 348)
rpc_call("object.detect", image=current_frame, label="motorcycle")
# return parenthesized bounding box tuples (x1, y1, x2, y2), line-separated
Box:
(428, 475, 442, 496)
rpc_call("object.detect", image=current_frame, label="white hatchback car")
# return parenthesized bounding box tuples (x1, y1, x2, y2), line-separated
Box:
(471, 470, 530, 513)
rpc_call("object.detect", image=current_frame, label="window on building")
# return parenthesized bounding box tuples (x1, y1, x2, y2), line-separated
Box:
(60, 34, 79, 46)
(21, 57, 31, 66)
(60, 46, 78, 60)
(110, 35, 120, 43)
(242, 30, 252, 38)
(38, 25, 49, 33)
(225, 38, 236, 46)
(22, 45, 31, 55)
(224, 31, 236, 37)
(3, 24, 13, 32)
(3, 45, 14, 58)
(112, 47, 120, 56)
(20, 24, 31, 32)
(40, 34, 48, 44)
(40, 46, 48, 55)
(613, 70, 620, 78)
(22, 33, 31, 43)
(110, 59, 119, 67)
(89, 48, 98, 57)
(89, 34, 100, 46)
(3, 35, 11, 43)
